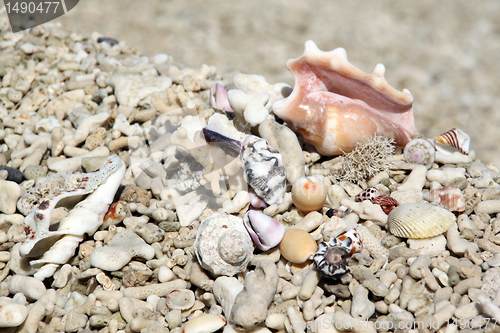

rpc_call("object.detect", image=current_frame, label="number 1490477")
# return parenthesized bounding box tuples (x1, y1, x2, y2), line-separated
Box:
(5, 1, 60, 14)
(448, 317, 498, 329)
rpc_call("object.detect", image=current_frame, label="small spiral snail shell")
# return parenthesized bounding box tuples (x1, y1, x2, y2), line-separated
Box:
(403, 138, 436, 168)
(218, 230, 251, 265)
(194, 213, 253, 276)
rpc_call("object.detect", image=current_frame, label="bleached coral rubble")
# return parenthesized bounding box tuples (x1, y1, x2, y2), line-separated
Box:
(2, 10, 500, 333)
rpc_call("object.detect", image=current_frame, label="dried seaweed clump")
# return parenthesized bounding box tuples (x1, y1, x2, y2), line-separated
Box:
(338, 136, 395, 183)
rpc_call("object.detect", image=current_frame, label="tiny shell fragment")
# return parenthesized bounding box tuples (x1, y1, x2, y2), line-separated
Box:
(166, 289, 195, 310)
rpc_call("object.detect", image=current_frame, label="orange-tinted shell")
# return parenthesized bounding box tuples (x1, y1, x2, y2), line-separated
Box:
(280, 228, 318, 264)
(291, 176, 327, 212)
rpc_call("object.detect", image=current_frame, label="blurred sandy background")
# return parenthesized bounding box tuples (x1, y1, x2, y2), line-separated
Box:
(6, 0, 500, 165)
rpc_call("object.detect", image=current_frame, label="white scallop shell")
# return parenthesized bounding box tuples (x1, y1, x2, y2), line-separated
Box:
(388, 202, 456, 239)
(403, 138, 435, 168)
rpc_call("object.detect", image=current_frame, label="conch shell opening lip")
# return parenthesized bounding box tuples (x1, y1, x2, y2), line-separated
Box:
(272, 40, 416, 156)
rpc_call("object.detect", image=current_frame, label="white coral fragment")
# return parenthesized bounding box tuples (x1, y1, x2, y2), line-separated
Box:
(90, 231, 155, 271)
(19, 156, 126, 280)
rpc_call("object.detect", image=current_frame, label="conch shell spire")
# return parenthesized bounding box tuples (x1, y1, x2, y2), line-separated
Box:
(272, 40, 415, 155)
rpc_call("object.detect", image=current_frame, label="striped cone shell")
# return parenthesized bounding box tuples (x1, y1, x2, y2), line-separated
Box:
(423, 186, 465, 212)
(388, 202, 456, 239)
(435, 128, 470, 155)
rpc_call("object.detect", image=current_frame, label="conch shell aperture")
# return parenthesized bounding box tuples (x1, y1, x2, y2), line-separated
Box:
(272, 40, 415, 155)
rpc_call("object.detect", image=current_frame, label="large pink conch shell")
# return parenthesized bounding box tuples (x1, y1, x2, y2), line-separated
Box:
(272, 41, 416, 155)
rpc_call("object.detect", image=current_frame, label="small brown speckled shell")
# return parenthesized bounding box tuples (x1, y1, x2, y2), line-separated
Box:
(355, 187, 380, 202)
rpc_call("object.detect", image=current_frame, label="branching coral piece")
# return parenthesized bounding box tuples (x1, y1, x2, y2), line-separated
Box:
(338, 135, 395, 184)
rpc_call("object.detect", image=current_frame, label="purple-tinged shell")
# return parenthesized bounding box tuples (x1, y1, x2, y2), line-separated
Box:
(313, 227, 362, 279)
(403, 138, 435, 168)
(249, 190, 269, 209)
(210, 83, 235, 116)
(243, 210, 285, 251)
(202, 128, 242, 156)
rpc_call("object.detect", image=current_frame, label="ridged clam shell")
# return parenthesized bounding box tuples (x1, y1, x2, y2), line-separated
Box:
(388, 202, 456, 239)
(435, 128, 470, 155)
